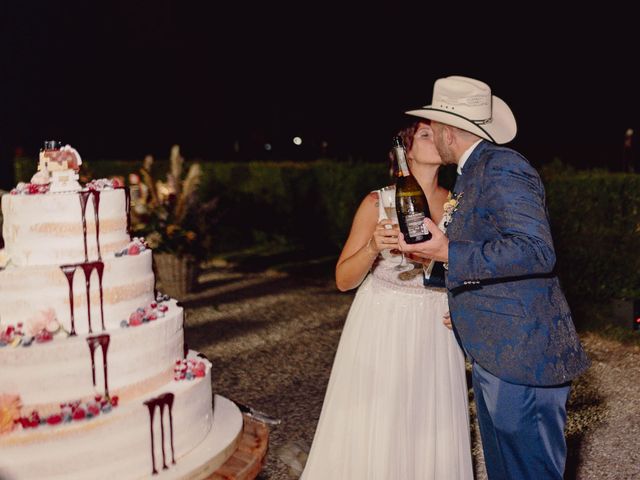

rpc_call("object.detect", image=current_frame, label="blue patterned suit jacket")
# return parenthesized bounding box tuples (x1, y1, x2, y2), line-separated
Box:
(444, 141, 590, 386)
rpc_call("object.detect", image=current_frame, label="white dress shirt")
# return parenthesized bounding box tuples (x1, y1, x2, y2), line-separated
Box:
(457, 139, 483, 175)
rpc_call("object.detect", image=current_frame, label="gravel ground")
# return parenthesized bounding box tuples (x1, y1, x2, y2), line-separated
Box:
(181, 267, 640, 480)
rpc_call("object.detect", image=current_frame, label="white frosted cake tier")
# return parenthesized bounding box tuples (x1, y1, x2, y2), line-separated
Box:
(1, 188, 131, 267)
(0, 300, 184, 407)
(0, 249, 155, 333)
(0, 360, 243, 480)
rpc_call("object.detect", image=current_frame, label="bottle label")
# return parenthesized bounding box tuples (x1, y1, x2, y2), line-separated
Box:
(405, 212, 426, 238)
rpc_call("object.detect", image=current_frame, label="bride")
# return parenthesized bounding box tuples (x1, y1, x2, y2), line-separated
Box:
(301, 121, 473, 479)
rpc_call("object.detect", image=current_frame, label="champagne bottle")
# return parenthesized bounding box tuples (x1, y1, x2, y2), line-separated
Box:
(393, 136, 432, 244)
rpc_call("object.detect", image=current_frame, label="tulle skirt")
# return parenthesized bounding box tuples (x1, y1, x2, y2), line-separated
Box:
(302, 275, 473, 480)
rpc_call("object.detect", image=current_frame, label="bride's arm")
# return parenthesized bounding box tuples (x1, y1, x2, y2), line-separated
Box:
(335, 193, 397, 292)
(335, 193, 379, 291)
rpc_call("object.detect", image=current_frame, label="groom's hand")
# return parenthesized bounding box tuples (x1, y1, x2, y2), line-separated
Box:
(398, 218, 449, 263)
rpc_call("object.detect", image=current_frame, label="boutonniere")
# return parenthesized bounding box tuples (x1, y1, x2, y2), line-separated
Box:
(442, 192, 463, 228)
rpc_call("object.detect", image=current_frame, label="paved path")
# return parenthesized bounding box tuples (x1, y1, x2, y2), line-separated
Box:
(181, 269, 640, 480)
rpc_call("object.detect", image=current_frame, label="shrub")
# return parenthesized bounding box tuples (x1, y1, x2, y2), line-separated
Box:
(545, 171, 640, 301)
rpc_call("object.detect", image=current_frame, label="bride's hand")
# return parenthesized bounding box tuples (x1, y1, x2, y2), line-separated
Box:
(442, 311, 453, 330)
(369, 219, 400, 253)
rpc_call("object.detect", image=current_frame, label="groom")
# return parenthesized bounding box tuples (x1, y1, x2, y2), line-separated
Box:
(399, 76, 590, 480)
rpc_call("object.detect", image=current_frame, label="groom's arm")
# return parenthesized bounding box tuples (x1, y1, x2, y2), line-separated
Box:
(447, 153, 556, 290)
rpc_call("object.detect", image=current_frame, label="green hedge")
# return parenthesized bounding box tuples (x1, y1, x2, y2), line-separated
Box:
(12, 157, 640, 301)
(197, 160, 392, 252)
(544, 171, 640, 301)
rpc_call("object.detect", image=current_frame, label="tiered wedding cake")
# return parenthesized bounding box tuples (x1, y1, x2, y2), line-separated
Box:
(0, 144, 243, 479)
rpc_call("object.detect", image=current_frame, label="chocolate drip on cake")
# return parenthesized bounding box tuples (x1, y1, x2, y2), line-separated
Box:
(91, 191, 102, 260)
(59, 261, 106, 335)
(86, 334, 111, 398)
(79, 190, 103, 262)
(81, 262, 105, 333)
(121, 187, 131, 238)
(143, 393, 176, 474)
(60, 265, 78, 336)
(59, 191, 107, 335)
(79, 192, 91, 262)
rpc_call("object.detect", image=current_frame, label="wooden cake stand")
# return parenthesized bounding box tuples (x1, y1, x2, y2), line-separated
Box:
(205, 414, 269, 480)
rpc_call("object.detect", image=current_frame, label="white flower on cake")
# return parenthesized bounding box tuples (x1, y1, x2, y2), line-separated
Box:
(0, 310, 63, 348)
(31, 141, 83, 193)
(26, 308, 60, 339)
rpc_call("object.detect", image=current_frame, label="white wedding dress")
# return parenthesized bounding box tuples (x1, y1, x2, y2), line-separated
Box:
(301, 187, 473, 480)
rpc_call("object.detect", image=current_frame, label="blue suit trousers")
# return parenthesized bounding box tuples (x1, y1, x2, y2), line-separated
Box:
(472, 362, 571, 480)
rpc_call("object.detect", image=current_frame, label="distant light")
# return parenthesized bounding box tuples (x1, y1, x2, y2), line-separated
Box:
(321, 140, 329, 149)
(293, 136, 302, 146)
(626, 128, 634, 137)
(264, 143, 272, 151)
(233, 140, 240, 153)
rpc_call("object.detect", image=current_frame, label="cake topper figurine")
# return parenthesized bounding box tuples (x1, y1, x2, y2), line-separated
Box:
(31, 140, 83, 193)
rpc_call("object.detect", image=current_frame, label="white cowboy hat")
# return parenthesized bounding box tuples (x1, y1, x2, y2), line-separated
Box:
(406, 76, 517, 144)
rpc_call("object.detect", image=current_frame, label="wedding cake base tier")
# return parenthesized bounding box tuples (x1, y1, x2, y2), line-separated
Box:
(156, 395, 245, 480)
(0, 394, 243, 480)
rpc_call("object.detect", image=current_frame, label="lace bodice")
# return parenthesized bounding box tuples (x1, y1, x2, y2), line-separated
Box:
(371, 186, 446, 292)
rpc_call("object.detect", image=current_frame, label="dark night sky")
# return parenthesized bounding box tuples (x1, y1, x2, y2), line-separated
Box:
(1, 2, 638, 172)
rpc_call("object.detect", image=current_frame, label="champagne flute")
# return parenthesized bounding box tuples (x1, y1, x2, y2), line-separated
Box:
(379, 188, 412, 272)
